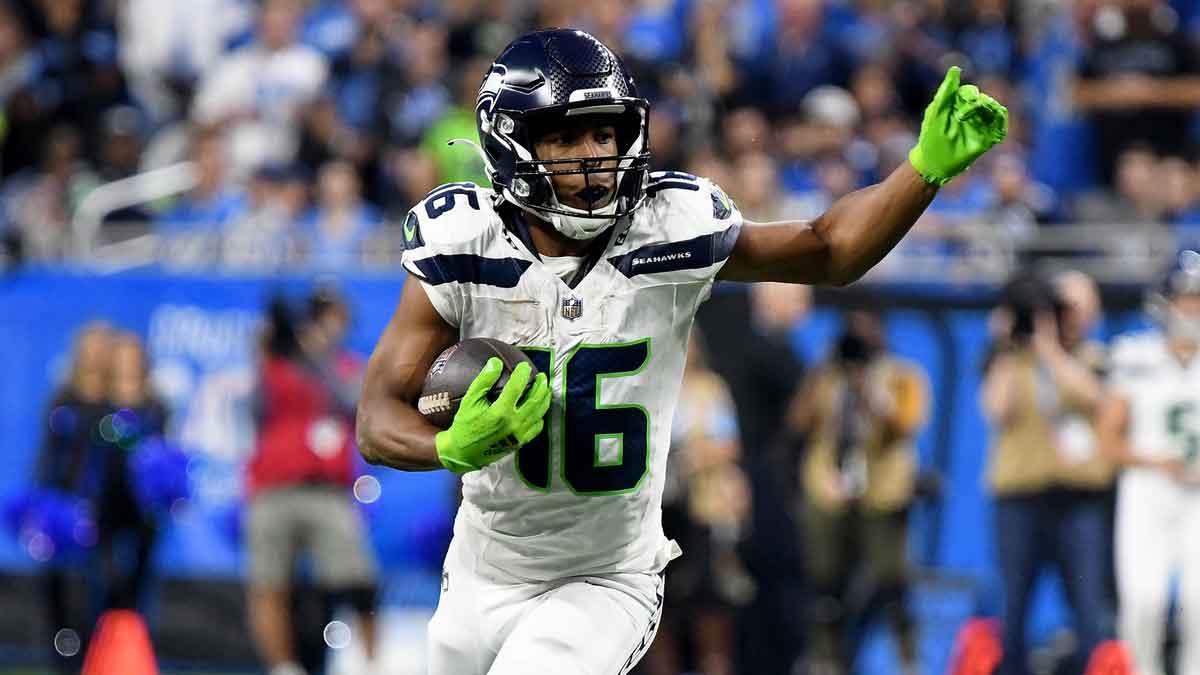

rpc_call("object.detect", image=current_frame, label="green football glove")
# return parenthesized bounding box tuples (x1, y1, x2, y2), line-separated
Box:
(908, 66, 1009, 187)
(435, 358, 551, 474)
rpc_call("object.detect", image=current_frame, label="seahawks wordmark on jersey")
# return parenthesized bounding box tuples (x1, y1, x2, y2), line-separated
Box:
(401, 172, 741, 582)
(1109, 331, 1200, 464)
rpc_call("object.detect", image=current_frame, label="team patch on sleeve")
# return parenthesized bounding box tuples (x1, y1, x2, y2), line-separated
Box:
(401, 211, 424, 250)
(710, 184, 735, 220)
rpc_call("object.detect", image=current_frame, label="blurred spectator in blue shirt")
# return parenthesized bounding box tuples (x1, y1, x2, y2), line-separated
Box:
(300, 0, 357, 59)
(766, 0, 854, 114)
(786, 150, 861, 222)
(1023, 2, 1099, 197)
(157, 127, 247, 234)
(221, 161, 309, 269)
(622, 0, 686, 67)
(925, 168, 997, 225)
(299, 159, 379, 270)
(955, 0, 1018, 78)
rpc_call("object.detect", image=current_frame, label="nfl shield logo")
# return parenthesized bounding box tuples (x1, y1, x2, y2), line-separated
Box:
(561, 296, 583, 321)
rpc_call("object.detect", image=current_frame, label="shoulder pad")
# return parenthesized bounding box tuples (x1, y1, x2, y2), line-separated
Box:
(402, 182, 498, 253)
(639, 172, 741, 242)
(1109, 331, 1164, 371)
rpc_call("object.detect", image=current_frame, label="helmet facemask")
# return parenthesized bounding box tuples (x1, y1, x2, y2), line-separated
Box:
(483, 101, 650, 240)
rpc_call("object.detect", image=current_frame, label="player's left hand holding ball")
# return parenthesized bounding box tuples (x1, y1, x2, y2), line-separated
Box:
(435, 359, 551, 474)
(908, 66, 1009, 187)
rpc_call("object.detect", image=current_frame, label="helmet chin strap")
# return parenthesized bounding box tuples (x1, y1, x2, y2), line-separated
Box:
(545, 197, 619, 240)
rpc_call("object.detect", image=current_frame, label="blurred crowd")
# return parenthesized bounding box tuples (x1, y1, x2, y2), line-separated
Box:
(2, 0, 1200, 268)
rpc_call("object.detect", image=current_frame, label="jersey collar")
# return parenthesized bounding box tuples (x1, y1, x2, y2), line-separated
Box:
(499, 203, 621, 290)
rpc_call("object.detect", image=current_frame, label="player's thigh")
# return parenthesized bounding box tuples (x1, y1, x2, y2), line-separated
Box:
(246, 488, 304, 588)
(1176, 493, 1200, 616)
(427, 539, 497, 675)
(1115, 474, 1175, 603)
(304, 487, 378, 588)
(489, 574, 663, 675)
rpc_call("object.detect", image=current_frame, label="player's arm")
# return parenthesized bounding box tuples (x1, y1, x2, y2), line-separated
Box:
(357, 278, 551, 473)
(720, 67, 1007, 285)
(356, 279, 456, 471)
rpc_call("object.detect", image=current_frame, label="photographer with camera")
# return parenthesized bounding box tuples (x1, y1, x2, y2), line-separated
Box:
(981, 270, 1116, 675)
(792, 311, 930, 675)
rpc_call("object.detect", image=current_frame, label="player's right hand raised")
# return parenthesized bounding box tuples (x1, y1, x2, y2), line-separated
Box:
(435, 358, 550, 474)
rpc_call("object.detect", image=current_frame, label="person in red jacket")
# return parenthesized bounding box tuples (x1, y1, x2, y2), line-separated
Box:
(245, 291, 378, 675)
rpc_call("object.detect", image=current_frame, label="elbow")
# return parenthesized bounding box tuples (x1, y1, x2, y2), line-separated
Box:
(354, 409, 382, 466)
(821, 231, 867, 286)
(824, 259, 867, 287)
(356, 430, 380, 466)
(828, 267, 864, 287)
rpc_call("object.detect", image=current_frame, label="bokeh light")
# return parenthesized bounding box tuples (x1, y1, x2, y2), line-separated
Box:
(26, 532, 54, 562)
(323, 620, 352, 650)
(353, 475, 381, 504)
(53, 628, 80, 657)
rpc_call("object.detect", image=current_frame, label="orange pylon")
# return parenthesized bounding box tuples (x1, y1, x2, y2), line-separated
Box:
(81, 609, 158, 675)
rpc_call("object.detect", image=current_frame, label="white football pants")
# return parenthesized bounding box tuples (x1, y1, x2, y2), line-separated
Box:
(427, 535, 664, 675)
(1116, 469, 1200, 675)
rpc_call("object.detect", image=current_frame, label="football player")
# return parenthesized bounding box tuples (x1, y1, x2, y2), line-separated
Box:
(357, 29, 1006, 675)
(1098, 250, 1200, 675)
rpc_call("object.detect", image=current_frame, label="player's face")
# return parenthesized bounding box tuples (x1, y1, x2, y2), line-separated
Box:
(532, 120, 619, 211)
(1172, 294, 1200, 323)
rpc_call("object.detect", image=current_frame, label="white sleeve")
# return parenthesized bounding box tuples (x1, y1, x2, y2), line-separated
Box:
(399, 210, 463, 328)
(699, 178, 743, 279)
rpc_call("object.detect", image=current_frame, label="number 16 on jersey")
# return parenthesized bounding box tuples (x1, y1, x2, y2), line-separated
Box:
(518, 340, 652, 496)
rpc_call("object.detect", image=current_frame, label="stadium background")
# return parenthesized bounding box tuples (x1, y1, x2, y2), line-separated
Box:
(0, 0, 1197, 673)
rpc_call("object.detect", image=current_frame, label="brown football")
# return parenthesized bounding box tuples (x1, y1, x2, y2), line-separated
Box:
(417, 338, 538, 429)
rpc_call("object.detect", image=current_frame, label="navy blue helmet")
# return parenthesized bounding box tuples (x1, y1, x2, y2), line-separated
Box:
(1147, 250, 1200, 339)
(473, 29, 650, 239)
(1161, 249, 1200, 298)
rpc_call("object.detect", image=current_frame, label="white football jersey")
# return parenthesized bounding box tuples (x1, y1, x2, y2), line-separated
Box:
(400, 172, 743, 582)
(1108, 331, 1200, 464)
